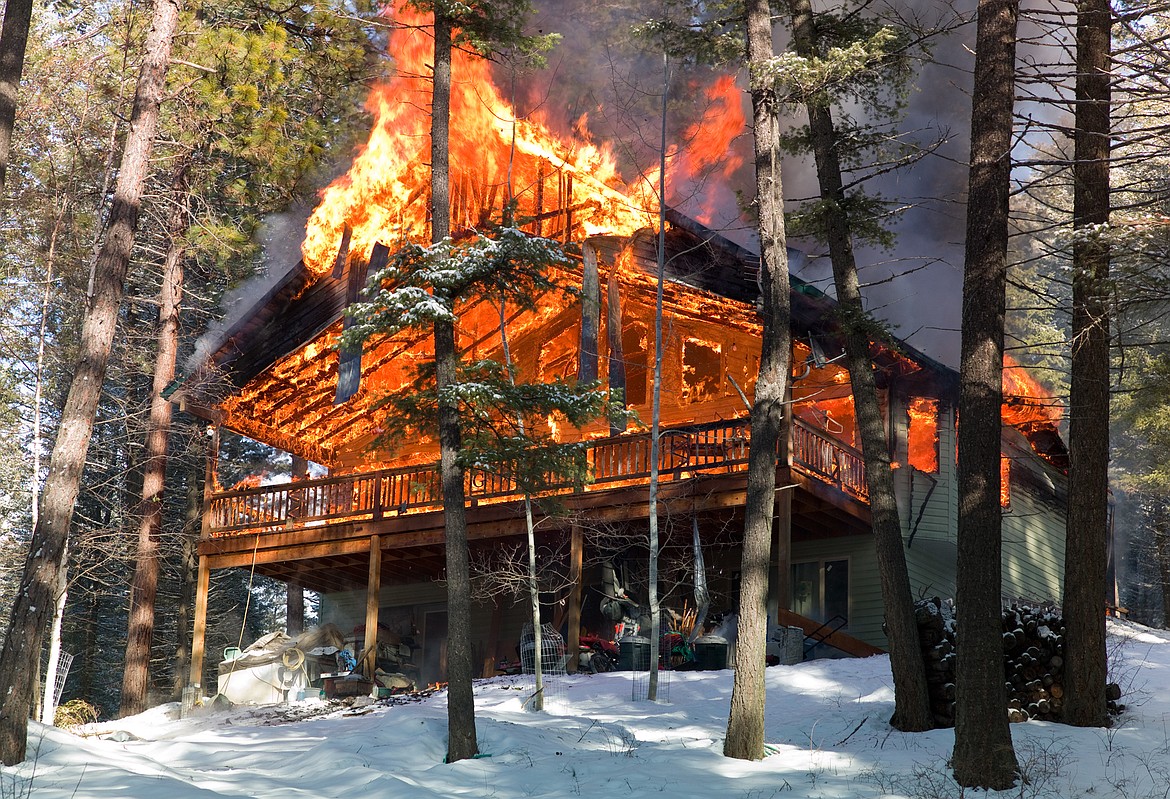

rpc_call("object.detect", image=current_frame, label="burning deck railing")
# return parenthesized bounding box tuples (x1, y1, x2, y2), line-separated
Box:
(205, 417, 868, 538)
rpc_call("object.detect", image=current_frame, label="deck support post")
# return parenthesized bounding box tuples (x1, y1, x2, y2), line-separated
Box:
(364, 534, 381, 680)
(189, 555, 210, 690)
(773, 398, 794, 624)
(566, 524, 584, 673)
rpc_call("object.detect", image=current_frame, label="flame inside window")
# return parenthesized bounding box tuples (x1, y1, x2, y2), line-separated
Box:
(1000, 457, 1011, 508)
(682, 338, 722, 403)
(906, 397, 939, 474)
(621, 323, 649, 406)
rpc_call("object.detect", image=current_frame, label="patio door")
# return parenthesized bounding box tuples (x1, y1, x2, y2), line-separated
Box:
(790, 558, 849, 627)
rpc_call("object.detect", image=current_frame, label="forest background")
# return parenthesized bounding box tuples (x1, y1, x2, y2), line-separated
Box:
(0, 0, 1167, 726)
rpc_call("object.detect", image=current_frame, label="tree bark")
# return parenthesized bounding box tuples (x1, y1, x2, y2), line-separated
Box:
(0, 0, 182, 764)
(786, 0, 933, 733)
(1062, 0, 1111, 729)
(121, 159, 190, 718)
(1154, 503, 1170, 627)
(0, 0, 33, 190)
(286, 455, 308, 636)
(725, 0, 791, 761)
(431, 10, 478, 764)
(951, 0, 1020, 788)
(171, 447, 205, 700)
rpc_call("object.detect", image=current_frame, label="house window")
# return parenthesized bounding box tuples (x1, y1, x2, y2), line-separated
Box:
(682, 338, 722, 403)
(906, 397, 940, 473)
(621, 323, 649, 406)
(791, 558, 849, 626)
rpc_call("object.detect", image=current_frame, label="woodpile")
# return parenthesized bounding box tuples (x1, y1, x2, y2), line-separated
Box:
(912, 598, 1122, 727)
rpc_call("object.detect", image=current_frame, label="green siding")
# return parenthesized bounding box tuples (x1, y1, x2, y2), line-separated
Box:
(1001, 447, 1066, 603)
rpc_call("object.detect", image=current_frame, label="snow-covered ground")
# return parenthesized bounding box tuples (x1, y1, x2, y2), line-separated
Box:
(4, 619, 1169, 798)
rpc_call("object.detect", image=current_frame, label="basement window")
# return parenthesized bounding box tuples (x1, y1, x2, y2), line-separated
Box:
(906, 397, 940, 474)
(682, 338, 721, 403)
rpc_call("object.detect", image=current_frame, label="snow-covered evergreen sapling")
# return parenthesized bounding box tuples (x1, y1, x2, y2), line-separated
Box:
(340, 227, 628, 499)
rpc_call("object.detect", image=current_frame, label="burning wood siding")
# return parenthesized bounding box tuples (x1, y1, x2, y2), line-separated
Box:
(899, 397, 961, 601)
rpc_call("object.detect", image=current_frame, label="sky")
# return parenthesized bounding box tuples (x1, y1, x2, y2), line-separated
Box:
(5, 618, 1168, 798)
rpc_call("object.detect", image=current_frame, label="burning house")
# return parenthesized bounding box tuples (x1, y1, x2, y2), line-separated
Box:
(166, 9, 1070, 691)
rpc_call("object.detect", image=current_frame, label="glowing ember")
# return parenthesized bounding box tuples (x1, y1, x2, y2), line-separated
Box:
(906, 397, 939, 473)
(302, 4, 744, 280)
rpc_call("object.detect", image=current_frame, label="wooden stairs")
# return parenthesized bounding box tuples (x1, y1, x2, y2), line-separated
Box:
(777, 609, 885, 659)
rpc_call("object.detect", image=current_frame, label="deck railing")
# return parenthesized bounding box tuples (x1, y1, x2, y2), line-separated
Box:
(205, 417, 868, 538)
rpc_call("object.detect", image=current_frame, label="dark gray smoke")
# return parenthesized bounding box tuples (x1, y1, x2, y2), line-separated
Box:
(521, 0, 980, 366)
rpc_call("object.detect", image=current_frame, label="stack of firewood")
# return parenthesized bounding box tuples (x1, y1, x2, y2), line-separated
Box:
(912, 597, 959, 727)
(1000, 604, 1066, 723)
(911, 598, 1120, 727)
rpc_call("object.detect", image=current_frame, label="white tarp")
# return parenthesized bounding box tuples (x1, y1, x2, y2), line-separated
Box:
(217, 624, 346, 705)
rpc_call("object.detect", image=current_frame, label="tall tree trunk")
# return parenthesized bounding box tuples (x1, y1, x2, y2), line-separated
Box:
(786, 0, 933, 733)
(646, 52, 669, 703)
(1062, 0, 1111, 729)
(172, 446, 205, 700)
(0, 0, 33, 190)
(951, 0, 1020, 788)
(286, 455, 308, 636)
(1154, 502, 1170, 627)
(431, 10, 478, 764)
(34, 200, 66, 727)
(0, 0, 182, 765)
(724, 0, 791, 761)
(121, 160, 190, 717)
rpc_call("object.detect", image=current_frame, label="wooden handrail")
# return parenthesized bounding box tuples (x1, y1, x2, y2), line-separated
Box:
(205, 416, 868, 538)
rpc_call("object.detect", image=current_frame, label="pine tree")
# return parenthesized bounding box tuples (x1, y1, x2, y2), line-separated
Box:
(724, 0, 791, 761)
(1062, 0, 1112, 728)
(401, 0, 556, 762)
(951, 0, 1021, 787)
(0, 0, 183, 765)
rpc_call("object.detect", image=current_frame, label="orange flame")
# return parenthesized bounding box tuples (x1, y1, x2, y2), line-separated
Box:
(1002, 355, 1061, 430)
(666, 75, 745, 226)
(1000, 456, 1011, 508)
(301, 4, 726, 280)
(906, 397, 939, 473)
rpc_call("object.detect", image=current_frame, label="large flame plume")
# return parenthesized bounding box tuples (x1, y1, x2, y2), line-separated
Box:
(300, 5, 745, 280)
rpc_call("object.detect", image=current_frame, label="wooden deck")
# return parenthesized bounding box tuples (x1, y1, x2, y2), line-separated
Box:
(194, 416, 873, 594)
(205, 416, 868, 541)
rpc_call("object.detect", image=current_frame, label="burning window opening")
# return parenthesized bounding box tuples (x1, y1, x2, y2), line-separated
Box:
(791, 342, 859, 447)
(621, 322, 649, 406)
(1001, 456, 1012, 509)
(682, 338, 722, 403)
(906, 397, 940, 474)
